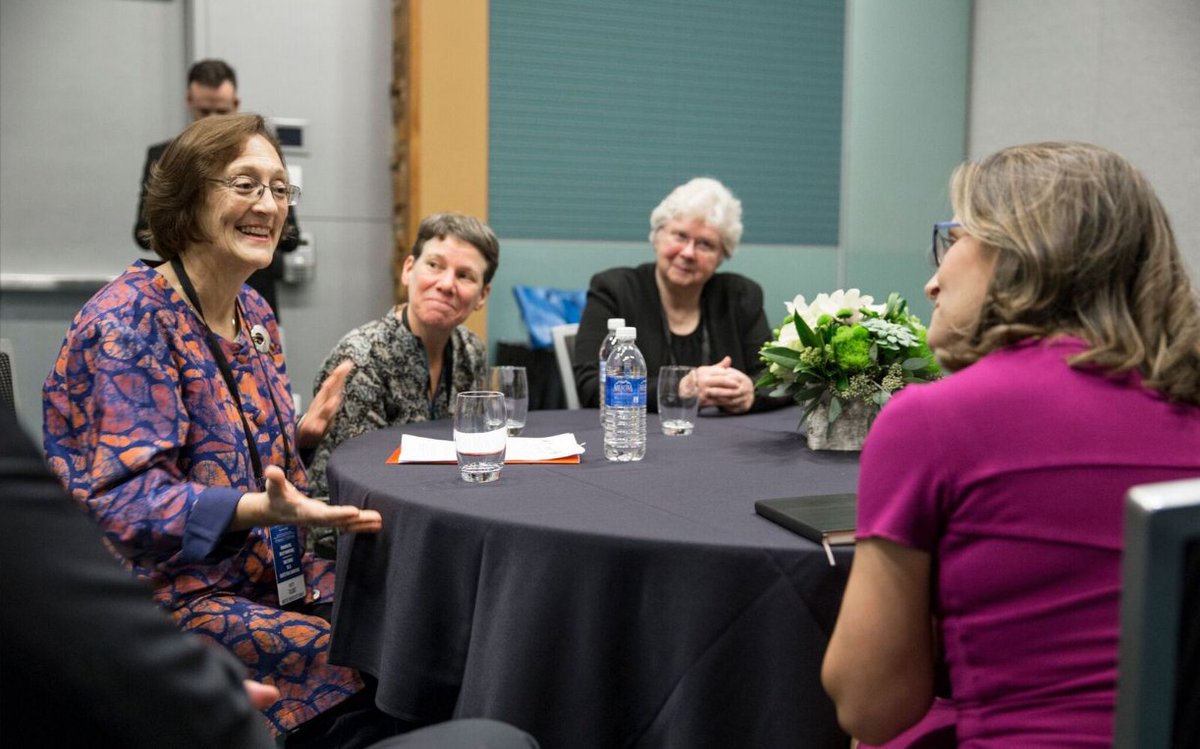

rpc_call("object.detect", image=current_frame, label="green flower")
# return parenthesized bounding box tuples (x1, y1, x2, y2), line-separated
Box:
(831, 325, 872, 371)
(799, 347, 825, 368)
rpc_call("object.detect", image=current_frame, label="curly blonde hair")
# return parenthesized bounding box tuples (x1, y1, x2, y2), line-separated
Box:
(938, 141, 1200, 405)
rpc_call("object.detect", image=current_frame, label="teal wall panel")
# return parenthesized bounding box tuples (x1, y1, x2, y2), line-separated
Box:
(841, 0, 972, 318)
(489, 0, 845, 245)
(487, 0, 973, 358)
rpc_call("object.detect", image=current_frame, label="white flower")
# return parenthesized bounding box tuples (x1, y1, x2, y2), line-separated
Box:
(784, 288, 883, 328)
(778, 319, 801, 346)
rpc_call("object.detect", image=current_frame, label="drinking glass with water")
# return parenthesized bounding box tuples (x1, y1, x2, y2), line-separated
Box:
(657, 365, 699, 435)
(490, 366, 528, 436)
(453, 391, 507, 482)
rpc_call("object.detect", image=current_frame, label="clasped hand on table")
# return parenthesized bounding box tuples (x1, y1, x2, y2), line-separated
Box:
(692, 356, 754, 414)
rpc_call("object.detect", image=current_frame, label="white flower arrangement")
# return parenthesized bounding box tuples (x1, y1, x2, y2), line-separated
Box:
(758, 289, 941, 425)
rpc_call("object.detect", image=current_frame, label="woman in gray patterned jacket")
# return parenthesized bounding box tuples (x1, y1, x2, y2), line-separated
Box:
(307, 213, 499, 504)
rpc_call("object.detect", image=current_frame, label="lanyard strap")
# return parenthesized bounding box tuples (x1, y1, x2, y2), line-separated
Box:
(171, 258, 291, 489)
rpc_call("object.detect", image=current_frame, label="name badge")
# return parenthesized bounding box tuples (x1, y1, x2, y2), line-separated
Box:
(270, 525, 306, 606)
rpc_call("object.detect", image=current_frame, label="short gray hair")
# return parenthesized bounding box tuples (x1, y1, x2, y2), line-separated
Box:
(649, 177, 744, 258)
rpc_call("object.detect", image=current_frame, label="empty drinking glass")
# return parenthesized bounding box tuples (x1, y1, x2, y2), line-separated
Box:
(453, 391, 507, 482)
(490, 366, 529, 436)
(657, 365, 699, 435)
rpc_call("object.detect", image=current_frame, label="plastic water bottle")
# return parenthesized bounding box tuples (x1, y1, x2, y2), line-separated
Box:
(603, 326, 647, 462)
(597, 317, 625, 424)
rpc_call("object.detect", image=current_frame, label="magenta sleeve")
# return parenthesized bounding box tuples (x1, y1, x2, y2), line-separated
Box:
(855, 385, 949, 552)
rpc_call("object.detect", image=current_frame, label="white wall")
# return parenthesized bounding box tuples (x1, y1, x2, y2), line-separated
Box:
(0, 0, 394, 434)
(0, 0, 184, 277)
(189, 0, 395, 408)
(5, 0, 1196, 436)
(970, 0, 1200, 275)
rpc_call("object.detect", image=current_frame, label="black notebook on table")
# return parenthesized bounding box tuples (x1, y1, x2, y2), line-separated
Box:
(754, 493, 857, 562)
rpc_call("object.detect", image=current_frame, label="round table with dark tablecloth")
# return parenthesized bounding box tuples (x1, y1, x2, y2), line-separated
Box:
(327, 406, 859, 749)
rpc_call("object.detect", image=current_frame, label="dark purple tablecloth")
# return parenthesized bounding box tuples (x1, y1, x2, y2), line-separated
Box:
(328, 406, 858, 749)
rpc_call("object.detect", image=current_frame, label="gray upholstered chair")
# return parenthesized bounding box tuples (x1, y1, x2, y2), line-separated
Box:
(550, 323, 579, 410)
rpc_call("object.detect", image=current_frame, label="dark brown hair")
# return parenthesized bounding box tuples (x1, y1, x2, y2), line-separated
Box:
(411, 212, 500, 283)
(188, 59, 237, 89)
(142, 113, 290, 260)
(942, 141, 1200, 405)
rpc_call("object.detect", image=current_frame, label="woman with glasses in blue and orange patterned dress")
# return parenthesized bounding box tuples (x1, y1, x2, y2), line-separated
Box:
(41, 113, 392, 745)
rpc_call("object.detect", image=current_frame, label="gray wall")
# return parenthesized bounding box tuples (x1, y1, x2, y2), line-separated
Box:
(488, 0, 1200, 353)
(189, 0, 395, 415)
(969, 0, 1200, 275)
(0, 0, 394, 435)
(4, 0, 1196, 437)
(0, 0, 185, 278)
(488, 0, 973, 356)
(1, 0, 185, 437)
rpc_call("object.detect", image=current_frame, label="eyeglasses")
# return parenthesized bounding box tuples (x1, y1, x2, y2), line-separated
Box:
(209, 176, 301, 207)
(663, 228, 722, 256)
(931, 221, 961, 267)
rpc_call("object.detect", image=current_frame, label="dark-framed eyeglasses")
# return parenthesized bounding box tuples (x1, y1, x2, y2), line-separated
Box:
(209, 176, 301, 207)
(931, 221, 961, 267)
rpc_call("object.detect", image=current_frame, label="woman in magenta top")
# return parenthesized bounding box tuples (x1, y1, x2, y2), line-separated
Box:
(822, 142, 1200, 747)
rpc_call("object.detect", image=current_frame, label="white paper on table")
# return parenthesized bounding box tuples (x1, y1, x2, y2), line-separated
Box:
(395, 433, 586, 463)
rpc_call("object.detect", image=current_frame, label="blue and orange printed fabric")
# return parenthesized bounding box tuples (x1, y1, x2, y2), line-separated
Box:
(43, 261, 361, 734)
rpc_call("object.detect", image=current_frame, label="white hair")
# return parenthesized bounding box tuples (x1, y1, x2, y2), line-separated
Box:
(648, 177, 744, 258)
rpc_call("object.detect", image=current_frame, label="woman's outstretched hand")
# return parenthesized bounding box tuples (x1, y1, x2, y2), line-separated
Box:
(232, 464, 383, 533)
(297, 360, 354, 449)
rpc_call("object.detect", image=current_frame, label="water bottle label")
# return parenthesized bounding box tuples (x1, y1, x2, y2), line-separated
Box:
(605, 376, 647, 408)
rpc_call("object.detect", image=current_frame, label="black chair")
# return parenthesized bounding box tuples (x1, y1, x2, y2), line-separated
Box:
(494, 341, 567, 411)
(0, 338, 16, 417)
(1115, 477, 1200, 748)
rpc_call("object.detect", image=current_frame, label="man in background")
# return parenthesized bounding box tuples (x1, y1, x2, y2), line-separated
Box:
(134, 58, 300, 320)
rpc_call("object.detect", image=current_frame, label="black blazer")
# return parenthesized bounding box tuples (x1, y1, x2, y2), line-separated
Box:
(0, 409, 274, 748)
(572, 262, 786, 412)
(134, 140, 301, 318)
